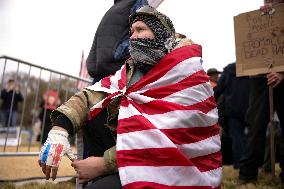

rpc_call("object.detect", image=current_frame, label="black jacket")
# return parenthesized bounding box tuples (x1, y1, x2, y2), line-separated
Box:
(1, 89, 23, 111)
(215, 63, 250, 119)
(86, 0, 138, 80)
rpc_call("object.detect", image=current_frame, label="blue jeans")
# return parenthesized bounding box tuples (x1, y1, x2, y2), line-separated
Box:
(1, 110, 17, 127)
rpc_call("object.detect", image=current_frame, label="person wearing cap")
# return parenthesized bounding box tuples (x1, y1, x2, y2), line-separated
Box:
(207, 68, 221, 89)
(81, 0, 148, 171)
(38, 5, 221, 188)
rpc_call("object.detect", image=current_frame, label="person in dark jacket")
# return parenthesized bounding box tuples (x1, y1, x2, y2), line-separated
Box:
(83, 0, 148, 160)
(86, 0, 148, 81)
(1, 79, 23, 127)
(238, 0, 284, 184)
(215, 63, 250, 169)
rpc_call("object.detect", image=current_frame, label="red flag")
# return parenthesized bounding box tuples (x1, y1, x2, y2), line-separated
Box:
(77, 50, 91, 90)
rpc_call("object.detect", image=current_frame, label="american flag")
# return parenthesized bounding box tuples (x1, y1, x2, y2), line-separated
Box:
(77, 50, 91, 90)
(87, 44, 222, 189)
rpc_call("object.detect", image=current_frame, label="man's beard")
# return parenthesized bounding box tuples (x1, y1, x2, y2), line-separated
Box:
(129, 38, 166, 74)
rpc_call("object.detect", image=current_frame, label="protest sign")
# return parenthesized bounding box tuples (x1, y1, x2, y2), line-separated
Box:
(234, 4, 284, 76)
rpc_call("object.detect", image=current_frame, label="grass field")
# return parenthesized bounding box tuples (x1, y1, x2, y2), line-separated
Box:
(221, 165, 282, 189)
(0, 165, 282, 189)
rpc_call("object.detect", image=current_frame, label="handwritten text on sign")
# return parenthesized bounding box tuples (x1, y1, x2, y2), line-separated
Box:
(234, 4, 284, 76)
(243, 15, 284, 59)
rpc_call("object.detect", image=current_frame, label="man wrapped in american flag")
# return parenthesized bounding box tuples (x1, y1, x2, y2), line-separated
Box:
(38, 5, 222, 189)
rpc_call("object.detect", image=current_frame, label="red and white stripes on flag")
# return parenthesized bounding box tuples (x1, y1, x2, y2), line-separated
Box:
(77, 50, 91, 90)
(87, 44, 222, 189)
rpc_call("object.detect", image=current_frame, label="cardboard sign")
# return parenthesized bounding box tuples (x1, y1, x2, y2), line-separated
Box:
(234, 4, 284, 76)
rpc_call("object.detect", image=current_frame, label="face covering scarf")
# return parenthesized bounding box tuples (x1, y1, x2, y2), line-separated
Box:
(129, 38, 167, 74)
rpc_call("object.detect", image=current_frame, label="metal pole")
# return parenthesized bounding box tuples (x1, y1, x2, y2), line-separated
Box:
(28, 69, 42, 152)
(39, 71, 52, 150)
(4, 62, 20, 152)
(16, 65, 32, 152)
(0, 58, 7, 92)
(64, 77, 70, 102)
(0, 56, 92, 83)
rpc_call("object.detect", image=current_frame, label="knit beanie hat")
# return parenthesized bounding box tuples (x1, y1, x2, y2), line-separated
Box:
(129, 5, 175, 50)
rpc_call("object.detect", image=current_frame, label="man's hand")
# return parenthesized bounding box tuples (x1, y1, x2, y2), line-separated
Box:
(260, 3, 274, 15)
(71, 156, 108, 183)
(267, 72, 284, 88)
(38, 127, 76, 180)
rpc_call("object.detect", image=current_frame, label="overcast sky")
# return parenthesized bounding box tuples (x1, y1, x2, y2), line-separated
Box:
(0, 0, 263, 78)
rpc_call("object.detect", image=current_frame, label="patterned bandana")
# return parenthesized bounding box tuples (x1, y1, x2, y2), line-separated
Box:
(129, 14, 176, 74)
(129, 38, 166, 74)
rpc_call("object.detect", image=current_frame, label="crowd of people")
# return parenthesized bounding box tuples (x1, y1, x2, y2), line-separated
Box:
(0, 78, 65, 147)
(209, 0, 284, 183)
(35, 0, 284, 188)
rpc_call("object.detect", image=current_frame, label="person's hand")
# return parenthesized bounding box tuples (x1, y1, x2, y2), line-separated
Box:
(38, 127, 76, 180)
(71, 156, 108, 183)
(267, 72, 284, 88)
(260, 3, 275, 15)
